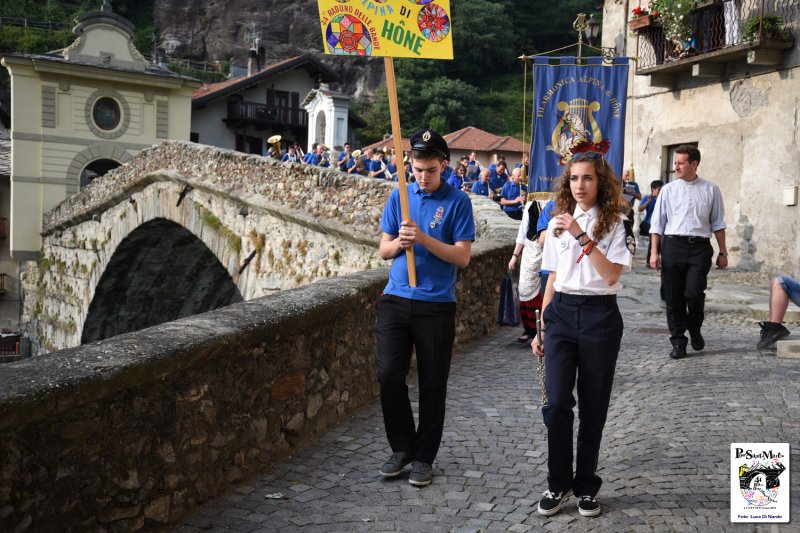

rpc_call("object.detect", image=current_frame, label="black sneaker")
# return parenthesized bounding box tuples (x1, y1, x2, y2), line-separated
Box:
(537, 489, 572, 516)
(757, 321, 790, 350)
(379, 452, 411, 477)
(408, 461, 433, 487)
(669, 344, 687, 359)
(577, 495, 601, 517)
(689, 330, 705, 351)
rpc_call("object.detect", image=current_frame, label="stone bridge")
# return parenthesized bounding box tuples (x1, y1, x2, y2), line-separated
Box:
(24, 142, 406, 354)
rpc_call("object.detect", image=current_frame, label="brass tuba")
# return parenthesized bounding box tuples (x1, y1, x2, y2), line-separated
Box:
(267, 135, 282, 158)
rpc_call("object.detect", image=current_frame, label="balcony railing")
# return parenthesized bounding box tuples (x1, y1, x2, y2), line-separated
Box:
(226, 101, 308, 129)
(633, 0, 796, 73)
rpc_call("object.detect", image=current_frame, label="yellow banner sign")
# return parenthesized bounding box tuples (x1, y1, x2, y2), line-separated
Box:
(317, 0, 453, 60)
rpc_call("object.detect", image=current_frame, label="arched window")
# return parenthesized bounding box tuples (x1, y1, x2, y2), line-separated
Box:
(315, 112, 326, 147)
(80, 159, 121, 188)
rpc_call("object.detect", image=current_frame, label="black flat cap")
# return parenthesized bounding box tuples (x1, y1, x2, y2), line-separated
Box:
(410, 129, 450, 161)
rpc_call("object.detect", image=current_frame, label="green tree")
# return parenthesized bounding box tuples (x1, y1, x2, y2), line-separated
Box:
(510, 0, 598, 55)
(416, 77, 478, 134)
(355, 85, 391, 141)
(446, 0, 514, 80)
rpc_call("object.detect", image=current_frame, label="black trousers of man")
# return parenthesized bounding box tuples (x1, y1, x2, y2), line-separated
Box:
(660, 236, 713, 347)
(376, 294, 456, 465)
(541, 293, 622, 498)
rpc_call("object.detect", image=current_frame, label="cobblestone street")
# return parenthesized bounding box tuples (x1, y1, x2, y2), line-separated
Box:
(179, 258, 800, 532)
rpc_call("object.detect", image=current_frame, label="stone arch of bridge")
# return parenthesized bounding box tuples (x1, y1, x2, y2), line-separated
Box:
(81, 217, 243, 344)
(72, 180, 246, 345)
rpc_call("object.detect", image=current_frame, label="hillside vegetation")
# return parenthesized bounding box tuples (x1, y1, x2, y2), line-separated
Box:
(0, 0, 600, 142)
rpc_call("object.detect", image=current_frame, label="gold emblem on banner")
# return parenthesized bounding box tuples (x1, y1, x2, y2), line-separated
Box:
(547, 99, 602, 165)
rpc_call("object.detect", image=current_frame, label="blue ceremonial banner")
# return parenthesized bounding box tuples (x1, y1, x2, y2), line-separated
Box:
(529, 56, 629, 194)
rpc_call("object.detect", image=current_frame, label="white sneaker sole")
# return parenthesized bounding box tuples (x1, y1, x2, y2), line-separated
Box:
(408, 477, 431, 487)
(578, 505, 601, 517)
(537, 489, 572, 516)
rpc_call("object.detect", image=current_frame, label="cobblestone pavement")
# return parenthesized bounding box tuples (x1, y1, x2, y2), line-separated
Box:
(179, 259, 800, 532)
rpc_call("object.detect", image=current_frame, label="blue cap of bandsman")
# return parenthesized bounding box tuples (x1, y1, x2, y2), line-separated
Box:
(409, 129, 450, 161)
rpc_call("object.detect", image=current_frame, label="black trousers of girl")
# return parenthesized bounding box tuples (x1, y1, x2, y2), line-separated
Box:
(542, 292, 623, 497)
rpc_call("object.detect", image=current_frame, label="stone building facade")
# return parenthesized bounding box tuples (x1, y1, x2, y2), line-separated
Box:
(0, 1, 198, 262)
(603, 0, 799, 276)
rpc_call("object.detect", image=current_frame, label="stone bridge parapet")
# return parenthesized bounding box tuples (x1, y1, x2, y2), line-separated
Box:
(1, 239, 512, 531)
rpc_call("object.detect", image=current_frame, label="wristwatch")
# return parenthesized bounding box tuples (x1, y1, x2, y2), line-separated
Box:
(718, 252, 727, 256)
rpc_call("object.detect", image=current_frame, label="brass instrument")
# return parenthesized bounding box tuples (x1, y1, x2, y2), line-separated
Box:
(267, 134, 282, 158)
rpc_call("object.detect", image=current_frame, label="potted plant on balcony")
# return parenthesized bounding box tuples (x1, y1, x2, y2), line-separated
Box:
(629, 4, 659, 31)
(743, 15, 791, 44)
(650, 0, 694, 44)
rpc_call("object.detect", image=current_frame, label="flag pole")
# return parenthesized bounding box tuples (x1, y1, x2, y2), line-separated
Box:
(383, 56, 417, 287)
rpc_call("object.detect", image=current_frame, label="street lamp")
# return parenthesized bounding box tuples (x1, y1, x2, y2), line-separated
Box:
(585, 14, 600, 47)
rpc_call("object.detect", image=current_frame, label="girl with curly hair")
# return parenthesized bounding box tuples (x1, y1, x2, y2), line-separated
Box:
(531, 152, 632, 518)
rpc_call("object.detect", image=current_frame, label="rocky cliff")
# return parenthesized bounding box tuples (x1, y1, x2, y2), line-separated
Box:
(153, 0, 384, 102)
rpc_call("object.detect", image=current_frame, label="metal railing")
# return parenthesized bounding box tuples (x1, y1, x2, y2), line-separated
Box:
(227, 101, 308, 128)
(633, 0, 797, 71)
(0, 17, 72, 31)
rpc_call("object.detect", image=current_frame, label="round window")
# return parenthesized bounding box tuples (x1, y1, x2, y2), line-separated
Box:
(92, 97, 121, 131)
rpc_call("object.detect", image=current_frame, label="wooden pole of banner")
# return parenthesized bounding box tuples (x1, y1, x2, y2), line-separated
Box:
(383, 56, 417, 287)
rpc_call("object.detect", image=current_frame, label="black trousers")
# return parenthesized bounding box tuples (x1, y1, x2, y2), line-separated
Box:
(660, 236, 713, 346)
(376, 294, 456, 464)
(541, 293, 622, 497)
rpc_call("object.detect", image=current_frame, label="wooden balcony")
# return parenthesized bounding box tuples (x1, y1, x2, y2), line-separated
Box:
(224, 101, 308, 130)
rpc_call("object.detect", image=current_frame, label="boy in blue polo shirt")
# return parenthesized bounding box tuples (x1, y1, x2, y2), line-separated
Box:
(376, 129, 475, 487)
(500, 167, 527, 220)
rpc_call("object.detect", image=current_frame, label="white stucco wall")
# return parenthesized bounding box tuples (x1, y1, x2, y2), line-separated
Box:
(191, 67, 320, 152)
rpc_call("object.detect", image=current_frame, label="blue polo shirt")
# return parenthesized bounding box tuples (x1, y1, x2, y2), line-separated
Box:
(447, 175, 463, 189)
(640, 194, 657, 224)
(471, 181, 489, 196)
(369, 159, 386, 177)
(441, 166, 455, 182)
(537, 200, 556, 276)
(338, 152, 349, 171)
(380, 180, 475, 302)
(501, 182, 525, 213)
(489, 172, 508, 192)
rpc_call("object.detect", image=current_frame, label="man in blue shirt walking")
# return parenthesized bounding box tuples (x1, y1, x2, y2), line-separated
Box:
(376, 129, 475, 488)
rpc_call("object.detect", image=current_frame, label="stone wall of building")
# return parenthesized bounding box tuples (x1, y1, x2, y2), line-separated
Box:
(0, 240, 512, 531)
(605, 3, 800, 277)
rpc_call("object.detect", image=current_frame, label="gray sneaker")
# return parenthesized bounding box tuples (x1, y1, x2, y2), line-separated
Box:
(408, 461, 433, 486)
(380, 452, 411, 477)
(757, 322, 790, 350)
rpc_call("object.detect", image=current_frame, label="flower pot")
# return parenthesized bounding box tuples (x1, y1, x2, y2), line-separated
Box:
(629, 15, 657, 31)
